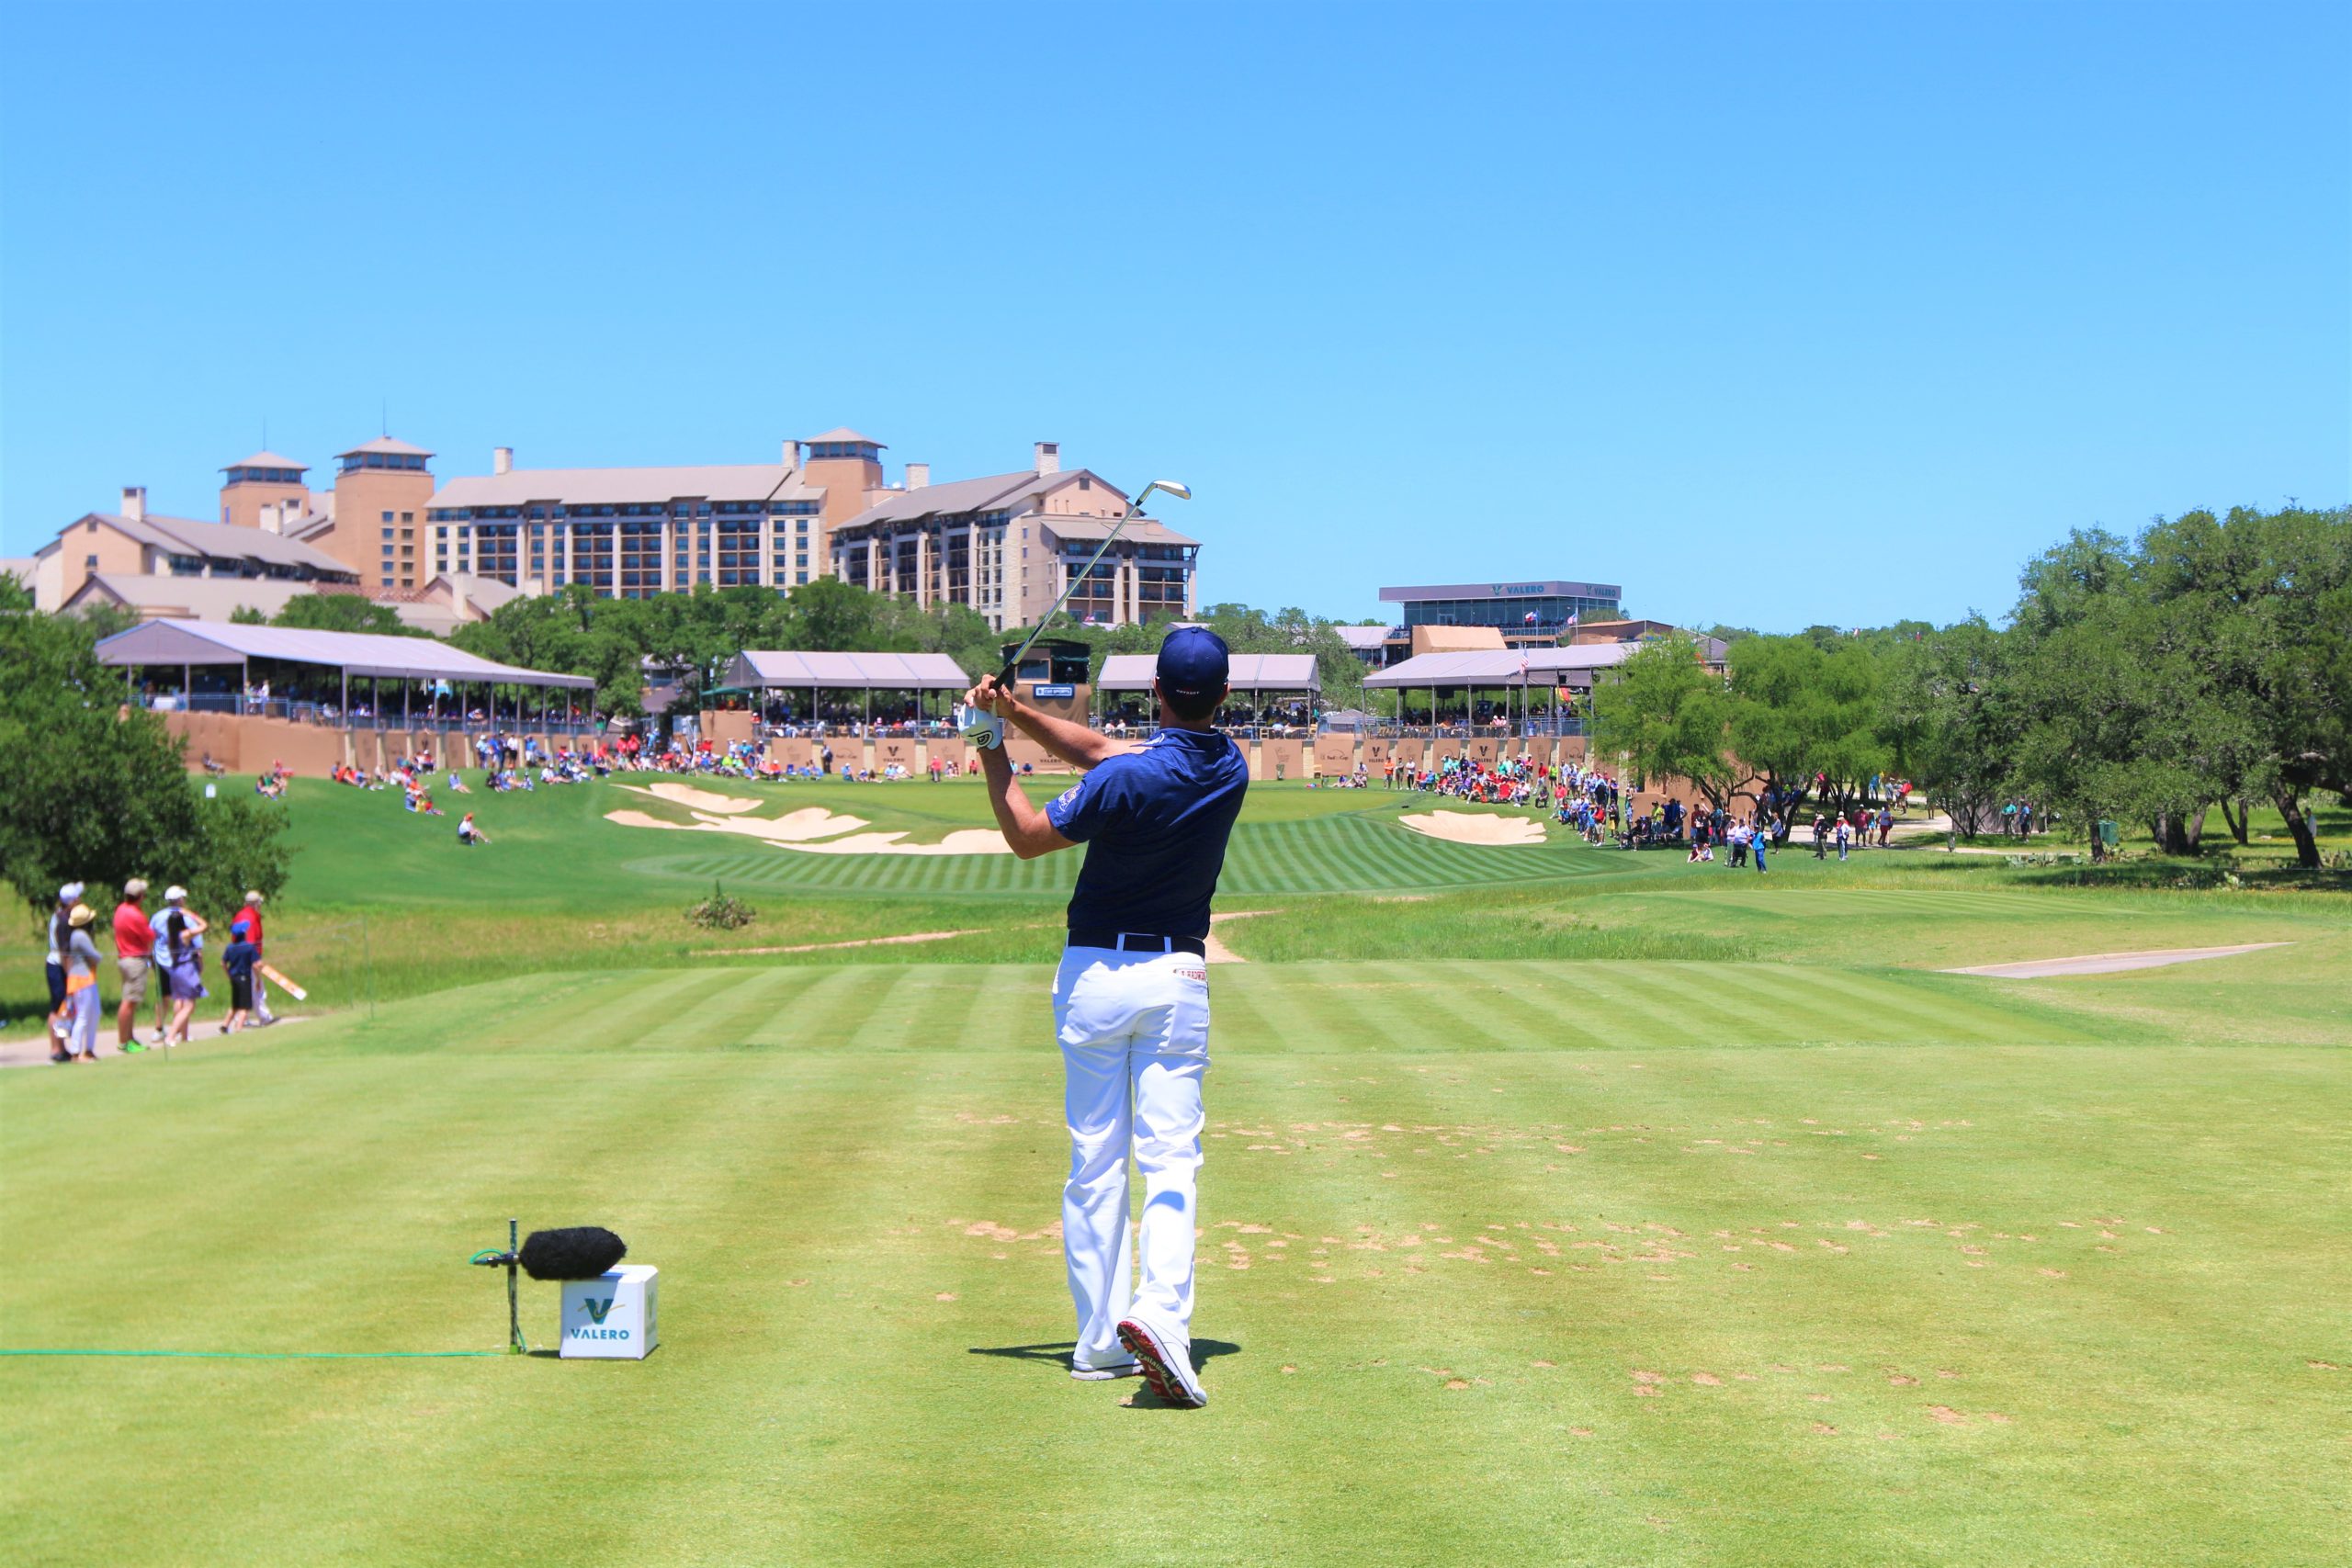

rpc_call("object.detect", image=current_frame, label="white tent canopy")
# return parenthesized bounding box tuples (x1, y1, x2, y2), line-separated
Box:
(1096, 652, 1320, 694)
(1361, 644, 1636, 689)
(96, 617, 594, 688)
(726, 649, 971, 692)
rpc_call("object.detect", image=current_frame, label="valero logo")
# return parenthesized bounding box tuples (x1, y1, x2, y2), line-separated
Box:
(582, 1297, 616, 1325)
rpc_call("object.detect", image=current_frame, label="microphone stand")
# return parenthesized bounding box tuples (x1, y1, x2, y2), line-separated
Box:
(469, 1218, 527, 1354)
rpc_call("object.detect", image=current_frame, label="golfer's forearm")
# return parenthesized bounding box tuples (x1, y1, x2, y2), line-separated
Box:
(1007, 701, 1121, 771)
(978, 749, 1059, 858)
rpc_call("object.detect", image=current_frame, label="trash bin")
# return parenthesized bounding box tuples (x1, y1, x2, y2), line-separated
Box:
(2097, 819, 2120, 849)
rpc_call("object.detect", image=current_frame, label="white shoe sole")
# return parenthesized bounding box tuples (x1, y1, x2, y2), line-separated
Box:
(1117, 1316, 1207, 1408)
(1070, 1360, 1143, 1382)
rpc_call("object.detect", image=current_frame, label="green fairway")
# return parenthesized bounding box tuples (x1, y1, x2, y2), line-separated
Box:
(5, 776, 2349, 1565)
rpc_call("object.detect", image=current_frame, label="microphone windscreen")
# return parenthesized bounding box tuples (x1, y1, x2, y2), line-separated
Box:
(519, 1226, 628, 1280)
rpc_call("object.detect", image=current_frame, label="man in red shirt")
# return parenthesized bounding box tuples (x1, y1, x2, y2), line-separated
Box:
(112, 878, 154, 1050)
(239, 891, 275, 1026)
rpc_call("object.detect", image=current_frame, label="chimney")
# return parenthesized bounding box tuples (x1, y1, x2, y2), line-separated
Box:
(905, 462, 931, 490)
(121, 485, 147, 522)
(1034, 441, 1060, 475)
(260, 501, 284, 535)
(492, 446, 514, 476)
(781, 439, 802, 469)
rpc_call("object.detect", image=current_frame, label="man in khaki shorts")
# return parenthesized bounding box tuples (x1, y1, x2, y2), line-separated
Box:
(111, 878, 155, 1052)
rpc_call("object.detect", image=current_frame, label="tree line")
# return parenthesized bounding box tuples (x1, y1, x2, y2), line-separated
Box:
(1589, 505, 2350, 867)
(440, 582, 1376, 719)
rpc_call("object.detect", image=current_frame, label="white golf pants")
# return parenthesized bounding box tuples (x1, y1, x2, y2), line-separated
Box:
(1053, 943, 1209, 1371)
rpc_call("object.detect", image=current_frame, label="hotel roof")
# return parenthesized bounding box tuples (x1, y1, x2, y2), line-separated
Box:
(40, 510, 354, 578)
(430, 464, 822, 509)
(1041, 515, 1198, 547)
(1378, 580, 1622, 602)
(837, 470, 1042, 530)
(222, 451, 309, 472)
(805, 427, 885, 446)
(336, 435, 435, 459)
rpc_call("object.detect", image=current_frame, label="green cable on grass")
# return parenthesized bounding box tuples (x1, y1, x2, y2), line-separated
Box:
(0, 1348, 502, 1359)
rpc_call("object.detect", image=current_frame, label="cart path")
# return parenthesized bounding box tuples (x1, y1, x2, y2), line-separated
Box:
(1941, 943, 2289, 978)
(0, 1015, 314, 1068)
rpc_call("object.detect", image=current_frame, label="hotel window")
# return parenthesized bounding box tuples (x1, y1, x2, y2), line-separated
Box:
(382, 511, 393, 523)
(401, 512, 413, 523)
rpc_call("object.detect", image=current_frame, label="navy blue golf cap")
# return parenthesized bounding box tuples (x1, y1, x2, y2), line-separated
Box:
(1157, 626, 1230, 700)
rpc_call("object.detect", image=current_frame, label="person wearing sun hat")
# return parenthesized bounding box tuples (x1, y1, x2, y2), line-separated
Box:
(43, 883, 85, 1062)
(60, 902, 105, 1061)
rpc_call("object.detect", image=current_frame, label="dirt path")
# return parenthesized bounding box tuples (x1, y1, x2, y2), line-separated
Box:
(0, 1015, 312, 1069)
(696, 930, 986, 957)
(1942, 943, 2289, 978)
(1204, 909, 1279, 964)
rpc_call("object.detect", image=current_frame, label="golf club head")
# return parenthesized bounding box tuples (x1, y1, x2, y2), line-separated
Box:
(1146, 479, 1192, 502)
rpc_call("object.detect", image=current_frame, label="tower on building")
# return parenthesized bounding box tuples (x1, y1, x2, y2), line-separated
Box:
(219, 451, 311, 530)
(327, 436, 435, 592)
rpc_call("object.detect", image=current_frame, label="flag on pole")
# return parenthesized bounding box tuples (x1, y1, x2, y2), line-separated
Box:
(1522, 610, 1538, 625)
(1563, 612, 1578, 629)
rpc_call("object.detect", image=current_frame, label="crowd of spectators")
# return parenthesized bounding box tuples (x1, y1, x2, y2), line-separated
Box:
(40, 880, 276, 1063)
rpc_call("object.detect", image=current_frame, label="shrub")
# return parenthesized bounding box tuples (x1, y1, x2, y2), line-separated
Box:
(685, 882, 757, 931)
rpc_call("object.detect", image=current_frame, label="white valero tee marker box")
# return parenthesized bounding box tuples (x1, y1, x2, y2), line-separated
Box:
(560, 1265, 659, 1359)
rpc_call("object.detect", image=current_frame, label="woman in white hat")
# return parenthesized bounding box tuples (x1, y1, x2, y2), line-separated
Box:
(44, 883, 85, 1063)
(60, 902, 104, 1061)
(154, 886, 209, 1048)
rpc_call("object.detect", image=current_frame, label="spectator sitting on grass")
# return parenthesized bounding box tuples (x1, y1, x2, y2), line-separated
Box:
(458, 812, 489, 847)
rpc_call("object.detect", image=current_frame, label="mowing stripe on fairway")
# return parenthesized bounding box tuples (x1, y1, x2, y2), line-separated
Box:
(625, 813, 1615, 900)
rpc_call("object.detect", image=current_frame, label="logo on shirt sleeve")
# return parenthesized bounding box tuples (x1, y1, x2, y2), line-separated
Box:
(1053, 784, 1084, 813)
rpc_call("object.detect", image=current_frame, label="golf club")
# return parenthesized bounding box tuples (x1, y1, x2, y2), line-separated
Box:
(994, 479, 1192, 687)
(956, 479, 1190, 748)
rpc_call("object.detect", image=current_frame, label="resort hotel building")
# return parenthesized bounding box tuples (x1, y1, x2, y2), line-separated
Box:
(23, 427, 1200, 633)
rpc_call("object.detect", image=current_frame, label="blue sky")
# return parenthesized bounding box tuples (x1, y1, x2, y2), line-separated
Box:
(2, 1, 2344, 630)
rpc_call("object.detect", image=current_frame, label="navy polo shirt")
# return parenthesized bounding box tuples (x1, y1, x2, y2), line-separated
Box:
(1045, 728, 1250, 940)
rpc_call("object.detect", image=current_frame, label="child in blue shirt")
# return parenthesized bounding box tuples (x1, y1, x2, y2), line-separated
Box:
(222, 920, 260, 1032)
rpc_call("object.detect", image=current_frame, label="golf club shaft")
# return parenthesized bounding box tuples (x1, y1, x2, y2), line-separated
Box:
(993, 491, 1151, 687)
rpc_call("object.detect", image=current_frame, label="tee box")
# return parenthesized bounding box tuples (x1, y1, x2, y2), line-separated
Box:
(559, 1264, 659, 1359)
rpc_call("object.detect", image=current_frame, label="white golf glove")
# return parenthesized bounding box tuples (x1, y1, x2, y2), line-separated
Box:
(956, 702, 1006, 750)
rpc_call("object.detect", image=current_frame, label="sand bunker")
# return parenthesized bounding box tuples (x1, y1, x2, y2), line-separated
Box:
(605, 805, 1009, 856)
(620, 782, 763, 814)
(1397, 809, 1547, 847)
(1943, 942, 2289, 978)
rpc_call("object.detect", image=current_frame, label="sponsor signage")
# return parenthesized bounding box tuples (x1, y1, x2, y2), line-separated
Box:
(560, 1265, 660, 1359)
(1032, 682, 1077, 699)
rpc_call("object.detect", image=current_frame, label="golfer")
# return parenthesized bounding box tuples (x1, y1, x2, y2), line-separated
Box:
(965, 626, 1248, 1409)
